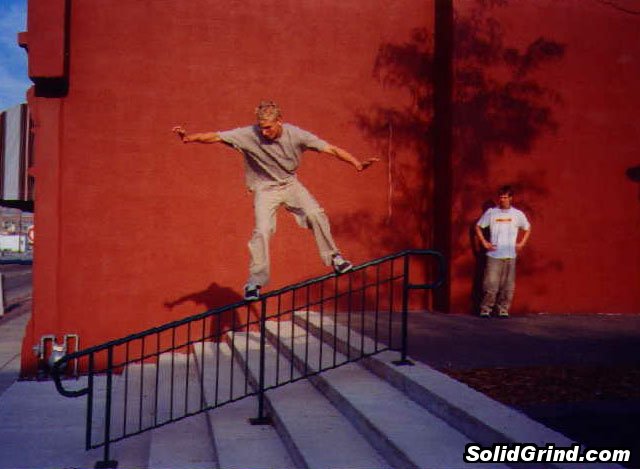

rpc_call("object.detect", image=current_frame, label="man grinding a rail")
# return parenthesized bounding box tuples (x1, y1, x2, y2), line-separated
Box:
(173, 101, 379, 300)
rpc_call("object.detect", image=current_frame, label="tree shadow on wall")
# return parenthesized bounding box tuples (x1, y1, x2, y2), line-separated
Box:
(334, 0, 566, 310)
(469, 199, 495, 311)
(164, 282, 257, 338)
(333, 27, 435, 251)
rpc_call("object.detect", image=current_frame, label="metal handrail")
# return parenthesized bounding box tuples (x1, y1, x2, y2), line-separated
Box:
(50, 249, 445, 468)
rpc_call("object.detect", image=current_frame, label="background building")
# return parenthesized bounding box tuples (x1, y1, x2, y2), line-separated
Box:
(0, 207, 33, 253)
(0, 103, 33, 206)
(16, 0, 640, 376)
(0, 103, 34, 254)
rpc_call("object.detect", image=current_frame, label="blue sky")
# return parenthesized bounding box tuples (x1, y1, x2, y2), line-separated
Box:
(0, 0, 29, 110)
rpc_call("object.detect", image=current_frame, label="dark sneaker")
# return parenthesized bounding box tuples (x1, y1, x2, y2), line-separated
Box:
(479, 311, 491, 318)
(332, 254, 353, 274)
(498, 310, 509, 318)
(244, 283, 260, 301)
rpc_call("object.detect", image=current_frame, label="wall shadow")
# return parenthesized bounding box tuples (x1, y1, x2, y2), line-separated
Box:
(627, 165, 640, 201)
(468, 199, 495, 312)
(343, 1, 566, 312)
(627, 165, 640, 182)
(333, 27, 435, 253)
(164, 282, 257, 338)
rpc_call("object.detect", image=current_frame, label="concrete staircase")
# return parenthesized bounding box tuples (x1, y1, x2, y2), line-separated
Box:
(0, 310, 616, 469)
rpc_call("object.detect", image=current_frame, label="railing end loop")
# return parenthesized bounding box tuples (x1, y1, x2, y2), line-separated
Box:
(51, 356, 89, 398)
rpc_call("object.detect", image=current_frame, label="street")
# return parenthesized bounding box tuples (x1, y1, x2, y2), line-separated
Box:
(0, 261, 32, 312)
(0, 260, 32, 397)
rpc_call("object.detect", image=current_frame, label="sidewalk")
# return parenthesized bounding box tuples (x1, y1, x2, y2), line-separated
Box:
(0, 299, 30, 396)
(1, 294, 638, 467)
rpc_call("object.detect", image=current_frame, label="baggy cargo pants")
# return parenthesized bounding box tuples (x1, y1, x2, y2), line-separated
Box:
(247, 178, 339, 287)
(479, 256, 517, 316)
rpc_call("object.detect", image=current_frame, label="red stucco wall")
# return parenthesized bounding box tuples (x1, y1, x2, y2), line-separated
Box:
(21, 0, 433, 375)
(449, 0, 640, 315)
(20, 0, 640, 375)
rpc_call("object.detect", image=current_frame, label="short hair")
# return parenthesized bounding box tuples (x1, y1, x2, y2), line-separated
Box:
(498, 185, 514, 196)
(255, 100, 281, 121)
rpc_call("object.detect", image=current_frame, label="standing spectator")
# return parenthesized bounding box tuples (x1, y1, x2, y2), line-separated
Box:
(475, 185, 531, 317)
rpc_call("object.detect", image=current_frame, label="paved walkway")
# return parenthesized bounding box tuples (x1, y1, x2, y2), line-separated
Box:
(1, 290, 638, 467)
(0, 301, 30, 396)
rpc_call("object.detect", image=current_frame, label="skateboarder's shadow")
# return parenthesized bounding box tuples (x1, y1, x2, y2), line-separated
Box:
(164, 282, 256, 336)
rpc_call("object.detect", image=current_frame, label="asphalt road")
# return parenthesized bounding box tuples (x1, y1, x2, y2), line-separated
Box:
(0, 262, 32, 308)
(0, 261, 32, 396)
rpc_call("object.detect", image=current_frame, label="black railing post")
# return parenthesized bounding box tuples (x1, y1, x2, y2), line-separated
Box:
(95, 347, 118, 468)
(86, 354, 95, 451)
(393, 252, 414, 366)
(250, 298, 271, 425)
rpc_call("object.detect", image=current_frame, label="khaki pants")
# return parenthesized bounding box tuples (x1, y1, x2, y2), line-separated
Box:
(479, 257, 516, 315)
(247, 179, 339, 287)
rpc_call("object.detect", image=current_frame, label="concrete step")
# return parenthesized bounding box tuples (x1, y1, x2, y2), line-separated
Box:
(267, 319, 496, 469)
(89, 351, 216, 469)
(147, 413, 215, 469)
(193, 341, 294, 469)
(147, 351, 216, 469)
(230, 330, 389, 469)
(86, 360, 157, 468)
(293, 310, 621, 469)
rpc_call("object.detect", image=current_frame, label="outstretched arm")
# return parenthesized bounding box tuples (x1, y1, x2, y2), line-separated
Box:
(172, 126, 222, 144)
(321, 144, 379, 172)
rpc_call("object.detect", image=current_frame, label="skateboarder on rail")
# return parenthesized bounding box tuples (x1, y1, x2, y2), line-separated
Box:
(173, 100, 379, 300)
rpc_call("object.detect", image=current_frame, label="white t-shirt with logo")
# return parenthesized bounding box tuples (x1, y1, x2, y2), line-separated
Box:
(477, 207, 531, 259)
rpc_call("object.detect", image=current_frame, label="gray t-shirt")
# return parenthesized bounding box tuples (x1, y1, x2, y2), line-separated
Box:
(218, 123, 329, 189)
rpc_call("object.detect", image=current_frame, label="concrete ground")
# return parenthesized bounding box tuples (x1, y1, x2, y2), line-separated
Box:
(1, 274, 639, 467)
(0, 299, 30, 396)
